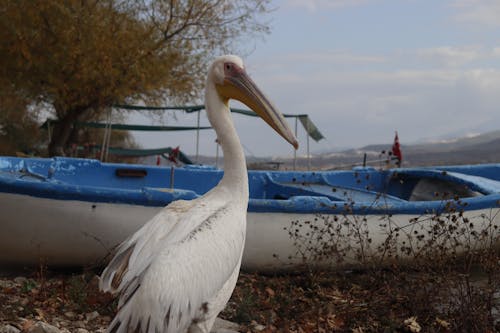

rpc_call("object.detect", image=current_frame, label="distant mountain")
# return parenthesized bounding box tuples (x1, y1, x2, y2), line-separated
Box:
(355, 130, 500, 153)
(281, 130, 500, 170)
(140, 130, 500, 170)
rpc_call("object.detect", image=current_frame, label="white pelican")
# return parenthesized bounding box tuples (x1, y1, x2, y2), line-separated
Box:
(99, 55, 298, 333)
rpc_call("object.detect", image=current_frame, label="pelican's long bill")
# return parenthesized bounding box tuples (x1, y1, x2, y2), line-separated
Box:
(216, 63, 299, 149)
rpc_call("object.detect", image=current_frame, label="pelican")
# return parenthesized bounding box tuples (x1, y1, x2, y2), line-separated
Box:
(99, 55, 298, 333)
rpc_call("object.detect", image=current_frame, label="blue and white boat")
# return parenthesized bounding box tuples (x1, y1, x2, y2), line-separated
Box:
(0, 156, 499, 271)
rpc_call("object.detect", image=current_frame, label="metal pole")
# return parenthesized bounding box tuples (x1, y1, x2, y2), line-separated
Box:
(100, 108, 111, 162)
(215, 139, 219, 169)
(195, 111, 201, 163)
(47, 121, 52, 143)
(105, 124, 112, 162)
(100, 122, 108, 161)
(293, 117, 298, 170)
(170, 166, 175, 190)
(307, 117, 311, 171)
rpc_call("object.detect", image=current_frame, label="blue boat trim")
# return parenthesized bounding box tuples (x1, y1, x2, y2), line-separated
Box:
(1, 157, 500, 215)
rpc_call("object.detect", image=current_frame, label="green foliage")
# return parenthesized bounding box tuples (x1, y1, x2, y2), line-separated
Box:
(0, 86, 43, 155)
(279, 182, 500, 331)
(0, 0, 271, 155)
(20, 279, 37, 293)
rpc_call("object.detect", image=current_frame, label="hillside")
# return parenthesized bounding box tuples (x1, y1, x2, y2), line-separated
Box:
(274, 130, 500, 170)
(145, 130, 500, 170)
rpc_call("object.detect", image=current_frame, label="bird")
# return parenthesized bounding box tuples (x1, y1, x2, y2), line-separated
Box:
(99, 55, 298, 333)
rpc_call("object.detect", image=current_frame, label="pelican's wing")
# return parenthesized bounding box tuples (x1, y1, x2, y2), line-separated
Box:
(100, 199, 196, 294)
(100, 197, 245, 333)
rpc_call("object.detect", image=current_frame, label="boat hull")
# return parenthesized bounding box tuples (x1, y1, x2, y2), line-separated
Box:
(2, 191, 498, 271)
(2, 157, 500, 271)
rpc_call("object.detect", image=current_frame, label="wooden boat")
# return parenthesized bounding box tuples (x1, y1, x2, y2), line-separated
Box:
(0, 156, 499, 271)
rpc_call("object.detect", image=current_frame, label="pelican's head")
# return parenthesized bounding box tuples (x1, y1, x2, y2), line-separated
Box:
(209, 55, 298, 149)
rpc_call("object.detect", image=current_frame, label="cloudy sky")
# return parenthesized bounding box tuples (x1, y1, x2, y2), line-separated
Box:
(132, 0, 500, 158)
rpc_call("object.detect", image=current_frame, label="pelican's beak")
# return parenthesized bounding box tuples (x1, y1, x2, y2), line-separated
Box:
(216, 65, 299, 149)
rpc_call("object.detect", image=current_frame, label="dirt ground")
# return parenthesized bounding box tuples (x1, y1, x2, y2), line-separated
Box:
(1, 265, 498, 333)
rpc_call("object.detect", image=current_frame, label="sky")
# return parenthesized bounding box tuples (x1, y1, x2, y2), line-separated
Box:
(131, 0, 500, 158)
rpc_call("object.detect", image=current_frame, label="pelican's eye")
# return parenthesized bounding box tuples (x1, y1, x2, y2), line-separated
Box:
(223, 61, 245, 81)
(224, 62, 240, 76)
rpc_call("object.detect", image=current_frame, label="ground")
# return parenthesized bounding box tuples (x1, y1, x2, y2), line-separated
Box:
(0, 263, 498, 333)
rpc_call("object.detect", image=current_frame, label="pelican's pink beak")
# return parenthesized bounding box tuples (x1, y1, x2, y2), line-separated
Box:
(216, 62, 298, 150)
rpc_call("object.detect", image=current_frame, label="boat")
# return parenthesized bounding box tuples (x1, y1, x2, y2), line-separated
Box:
(0, 156, 499, 271)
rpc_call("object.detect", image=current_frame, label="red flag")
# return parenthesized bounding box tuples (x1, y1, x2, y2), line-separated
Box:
(392, 131, 402, 164)
(168, 146, 181, 164)
(156, 155, 161, 166)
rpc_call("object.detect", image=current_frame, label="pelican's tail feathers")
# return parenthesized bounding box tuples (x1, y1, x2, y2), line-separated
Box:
(100, 200, 196, 294)
(100, 244, 135, 293)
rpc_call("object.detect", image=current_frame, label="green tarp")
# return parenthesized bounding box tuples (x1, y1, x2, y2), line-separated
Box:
(42, 105, 325, 144)
(113, 104, 325, 142)
(115, 103, 301, 118)
(78, 122, 211, 131)
(41, 119, 211, 132)
(114, 104, 204, 112)
(107, 146, 193, 164)
(298, 115, 325, 142)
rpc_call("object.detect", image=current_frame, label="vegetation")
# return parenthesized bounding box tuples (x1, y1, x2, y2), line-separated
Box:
(0, 85, 42, 156)
(0, 0, 270, 156)
(1, 198, 498, 332)
(239, 182, 499, 332)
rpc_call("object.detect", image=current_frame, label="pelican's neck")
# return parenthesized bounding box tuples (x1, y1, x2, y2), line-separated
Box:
(205, 81, 249, 200)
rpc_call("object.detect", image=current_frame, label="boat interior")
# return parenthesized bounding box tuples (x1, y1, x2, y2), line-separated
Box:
(2, 157, 500, 206)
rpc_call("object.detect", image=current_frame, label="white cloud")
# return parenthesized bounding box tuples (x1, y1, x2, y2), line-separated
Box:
(245, 50, 387, 79)
(451, 0, 500, 26)
(246, 49, 500, 152)
(285, 0, 375, 12)
(492, 47, 500, 57)
(135, 47, 500, 157)
(416, 46, 483, 67)
(284, 51, 387, 65)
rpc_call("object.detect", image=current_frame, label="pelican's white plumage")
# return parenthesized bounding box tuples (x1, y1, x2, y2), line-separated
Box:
(99, 55, 297, 333)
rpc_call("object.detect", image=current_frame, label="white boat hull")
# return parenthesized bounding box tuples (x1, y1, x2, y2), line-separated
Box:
(2, 192, 498, 271)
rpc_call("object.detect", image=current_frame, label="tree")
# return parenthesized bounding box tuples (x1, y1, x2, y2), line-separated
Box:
(0, 79, 43, 155)
(0, 0, 270, 156)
